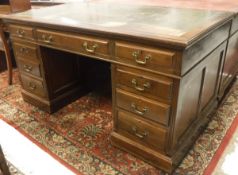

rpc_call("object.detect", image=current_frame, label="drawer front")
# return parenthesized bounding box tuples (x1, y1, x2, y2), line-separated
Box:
(117, 110, 167, 151)
(18, 59, 41, 78)
(13, 42, 38, 61)
(36, 29, 109, 56)
(9, 25, 34, 40)
(116, 89, 170, 125)
(116, 67, 173, 102)
(21, 75, 46, 97)
(115, 42, 175, 72)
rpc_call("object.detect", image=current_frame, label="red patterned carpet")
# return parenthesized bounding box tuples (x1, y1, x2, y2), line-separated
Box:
(0, 70, 238, 175)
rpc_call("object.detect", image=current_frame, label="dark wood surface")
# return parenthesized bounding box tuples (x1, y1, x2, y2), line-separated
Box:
(0, 1, 235, 173)
(97, 0, 238, 99)
(2, 2, 233, 47)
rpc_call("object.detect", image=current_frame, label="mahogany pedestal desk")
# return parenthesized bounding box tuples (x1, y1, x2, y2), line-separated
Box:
(104, 0, 238, 102)
(1, 2, 234, 173)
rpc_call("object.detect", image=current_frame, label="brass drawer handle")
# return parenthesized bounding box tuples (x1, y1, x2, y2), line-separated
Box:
(19, 47, 29, 54)
(132, 126, 148, 139)
(41, 34, 53, 44)
(23, 65, 33, 72)
(132, 50, 151, 65)
(83, 42, 98, 53)
(131, 78, 151, 92)
(131, 103, 148, 116)
(28, 82, 36, 90)
(16, 29, 25, 37)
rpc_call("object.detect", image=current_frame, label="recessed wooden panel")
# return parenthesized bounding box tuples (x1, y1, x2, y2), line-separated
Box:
(219, 31, 238, 96)
(200, 48, 224, 110)
(175, 69, 204, 142)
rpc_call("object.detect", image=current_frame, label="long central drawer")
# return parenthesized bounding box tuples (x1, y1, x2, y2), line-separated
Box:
(36, 29, 110, 57)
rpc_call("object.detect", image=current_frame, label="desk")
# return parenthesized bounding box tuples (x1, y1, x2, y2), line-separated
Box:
(100, 0, 238, 101)
(1, 2, 234, 173)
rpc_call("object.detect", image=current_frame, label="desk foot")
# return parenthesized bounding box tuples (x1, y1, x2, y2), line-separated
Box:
(21, 86, 88, 113)
(110, 132, 174, 174)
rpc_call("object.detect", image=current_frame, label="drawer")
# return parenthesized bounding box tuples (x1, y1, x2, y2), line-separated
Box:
(36, 29, 109, 56)
(13, 42, 38, 61)
(117, 110, 167, 151)
(115, 42, 175, 72)
(116, 67, 173, 102)
(9, 25, 34, 40)
(21, 75, 46, 97)
(116, 89, 170, 125)
(18, 59, 41, 78)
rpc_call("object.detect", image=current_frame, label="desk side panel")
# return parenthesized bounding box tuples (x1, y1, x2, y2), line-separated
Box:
(170, 41, 227, 158)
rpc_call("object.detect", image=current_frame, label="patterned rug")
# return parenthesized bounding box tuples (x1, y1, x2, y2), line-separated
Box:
(208, 116, 238, 175)
(0, 70, 237, 175)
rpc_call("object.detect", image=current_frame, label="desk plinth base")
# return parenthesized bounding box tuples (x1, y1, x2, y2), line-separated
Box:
(111, 132, 174, 173)
(21, 87, 88, 113)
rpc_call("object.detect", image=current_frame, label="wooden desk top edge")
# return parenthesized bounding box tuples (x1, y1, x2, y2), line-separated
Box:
(1, 2, 234, 48)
